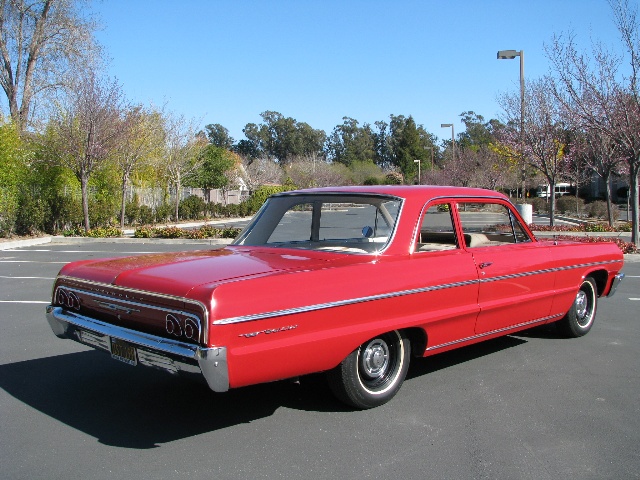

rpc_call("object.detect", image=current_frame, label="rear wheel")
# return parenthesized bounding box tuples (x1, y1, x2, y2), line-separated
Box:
(327, 330, 410, 409)
(557, 277, 598, 337)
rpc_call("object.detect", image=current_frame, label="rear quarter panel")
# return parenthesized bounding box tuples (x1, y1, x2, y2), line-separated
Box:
(206, 250, 480, 388)
(547, 240, 624, 317)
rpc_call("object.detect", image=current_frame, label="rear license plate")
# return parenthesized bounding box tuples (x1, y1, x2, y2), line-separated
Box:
(110, 337, 137, 366)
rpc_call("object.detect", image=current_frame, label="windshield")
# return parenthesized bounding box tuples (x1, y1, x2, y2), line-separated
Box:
(233, 193, 402, 254)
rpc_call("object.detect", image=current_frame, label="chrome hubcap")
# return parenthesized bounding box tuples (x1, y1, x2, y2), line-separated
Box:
(575, 291, 588, 319)
(362, 340, 389, 378)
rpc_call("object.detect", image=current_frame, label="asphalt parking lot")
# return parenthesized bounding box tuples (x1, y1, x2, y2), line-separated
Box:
(1, 240, 639, 480)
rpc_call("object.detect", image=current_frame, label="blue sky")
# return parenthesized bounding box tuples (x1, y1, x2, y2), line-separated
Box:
(92, 0, 624, 143)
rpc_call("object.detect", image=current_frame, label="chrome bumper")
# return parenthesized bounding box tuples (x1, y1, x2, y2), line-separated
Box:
(45, 305, 229, 392)
(607, 273, 625, 298)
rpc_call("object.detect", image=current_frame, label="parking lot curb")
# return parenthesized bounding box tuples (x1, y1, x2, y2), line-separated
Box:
(0, 236, 54, 250)
(1, 236, 233, 249)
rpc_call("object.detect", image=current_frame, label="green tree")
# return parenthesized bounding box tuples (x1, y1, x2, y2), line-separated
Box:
(204, 123, 234, 149)
(325, 117, 376, 165)
(242, 111, 325, 163)
(458, 111, 500, 151)
(189, 144, 237, 202)
(390, 116, 430, 182)
(0, 117, 29, 235)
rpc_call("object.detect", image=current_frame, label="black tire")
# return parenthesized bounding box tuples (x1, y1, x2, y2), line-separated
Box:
(557, 277, 598, 338)
(327, 330, 410, 409)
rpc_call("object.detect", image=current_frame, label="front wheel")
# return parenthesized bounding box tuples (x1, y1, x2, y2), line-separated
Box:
(557, 277, 598, 338)
(327, 330, 410, 409)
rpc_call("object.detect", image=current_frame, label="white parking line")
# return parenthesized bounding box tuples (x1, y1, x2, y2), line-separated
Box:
(6, 249, 156, 254)
(0, 260, 68, 264)
(0, 300, 50, 304)
(0, 276, 55, 280)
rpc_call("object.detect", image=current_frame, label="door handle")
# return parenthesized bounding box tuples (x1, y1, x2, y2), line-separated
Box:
(479, 262, 493, 269)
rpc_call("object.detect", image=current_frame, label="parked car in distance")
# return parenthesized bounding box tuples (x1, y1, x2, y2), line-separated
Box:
(46, 186, 625, 409)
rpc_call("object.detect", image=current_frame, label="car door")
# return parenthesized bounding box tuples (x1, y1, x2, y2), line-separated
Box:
(411, 202, 480, 349)
(455, 200, 557, 335)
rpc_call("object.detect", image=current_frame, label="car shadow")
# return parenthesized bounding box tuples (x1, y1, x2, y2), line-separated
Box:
(406, 334, 528, 379)
(1, 336, 533, 449)
(510, 322, 562, 339)
(0, 351, 348, 449)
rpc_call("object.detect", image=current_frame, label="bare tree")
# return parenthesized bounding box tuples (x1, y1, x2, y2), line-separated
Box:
(571, 128, 625, 225)
(547, 0, 640, 245)
(474, 145, 518, 191)
(242, 157, 284, 191)
(162, 112, 205, 221)
(0, 0, 100, 131)
(287, 155, 348, 188)
(115, 105, 164, 228)
(499, 77, 571, 225)
(49, 71, 127, 231)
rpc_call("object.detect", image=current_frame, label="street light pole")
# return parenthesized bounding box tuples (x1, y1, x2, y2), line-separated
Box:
(497, 49, 526, 201)
(441, 123, 454, 162)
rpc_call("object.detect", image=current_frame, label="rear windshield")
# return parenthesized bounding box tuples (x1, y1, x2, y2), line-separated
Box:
(233, 194, 402, 254)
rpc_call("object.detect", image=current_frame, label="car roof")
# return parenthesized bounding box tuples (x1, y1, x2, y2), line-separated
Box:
(275, 185, 510, 202)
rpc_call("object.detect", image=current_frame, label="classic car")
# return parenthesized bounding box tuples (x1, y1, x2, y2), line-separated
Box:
(46, 186, 625, 409)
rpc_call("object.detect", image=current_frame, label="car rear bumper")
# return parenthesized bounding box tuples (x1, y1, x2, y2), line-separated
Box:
(45, 305, 229, 392)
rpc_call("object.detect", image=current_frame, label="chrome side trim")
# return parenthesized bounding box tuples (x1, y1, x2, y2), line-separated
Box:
(213, 259, 621, 325)
(425, 313, 565, 352)
(213, 279, 480, 325)
(607, 272, 625, 298)
(46, 305, 228, 392)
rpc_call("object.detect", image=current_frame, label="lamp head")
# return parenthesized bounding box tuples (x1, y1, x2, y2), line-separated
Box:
(497, 49, 519, 59)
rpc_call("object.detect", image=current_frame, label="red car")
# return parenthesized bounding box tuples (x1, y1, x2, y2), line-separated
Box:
(46, 186, 625, 409)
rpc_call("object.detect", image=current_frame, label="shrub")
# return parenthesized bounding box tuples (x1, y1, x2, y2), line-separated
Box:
(155, 202, 172, 223)
(0, 187, 19, 237)
(62, 226, 123, 237)
(138, 205, 155, 225)
(617, 222, 632, 232)
(133, 226, 153, 238)
(132, 225, 242, 239)
(586, 200, 619, 221)
(558, 235, 637, 254)
(220, 226, 241, 238)
(125, 200, 140, 225)
(556, 196, 585, 216)
(529, 197, 549, 214)
(245, 185, 286, 213)
(86, 226, 123, 238)
(179, 195, 206, 220)
(89, 197, 118, 227)
(363, 177, 380, 185)
(384, 172, 403, 185)
(15, 189, 46, 235)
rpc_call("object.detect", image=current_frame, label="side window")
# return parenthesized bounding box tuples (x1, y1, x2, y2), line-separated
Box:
(416, 204, 459, 252)
(458, 202, 531, 248)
